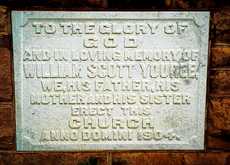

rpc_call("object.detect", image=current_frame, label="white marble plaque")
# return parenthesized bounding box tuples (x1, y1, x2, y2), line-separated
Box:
(12, 11, 210, 151)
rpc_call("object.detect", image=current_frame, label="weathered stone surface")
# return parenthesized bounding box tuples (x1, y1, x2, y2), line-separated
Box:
(207, 96, 230, 149)
(0, 152, 107, 165)
(0, 1, 229, 165)
(211, 44, 230, 67)
(210, 70, 230, 95)
(0, 102, 14, 150)
(0, 6, 9, 36)
(12, 11, 209, 151)
(0, 48, 12, 101)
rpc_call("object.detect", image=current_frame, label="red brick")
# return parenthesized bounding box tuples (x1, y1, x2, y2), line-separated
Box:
(0, 152, 107, 165)
(47, 0, 107, 8)
(212, 9, 230, 43)
(174, 0, 215, 9)
(112, 152, 230, 165)
(164, 0, 173, 8)
(0, 102, 15, 150)
(211, 45, 230, 67)
(207, 136, 230, 149)
(184, 153, 228, 165)
(0, 6, 9, 36)
(112, 153, 184, 165)
(208, 97, 230, 133)
(209, 70, 230, 95)
(207, 96, 230, 149)
(0, 48, 12, 101)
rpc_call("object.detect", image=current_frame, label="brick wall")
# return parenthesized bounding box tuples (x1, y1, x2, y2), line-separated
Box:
(0, 0, 229, 164)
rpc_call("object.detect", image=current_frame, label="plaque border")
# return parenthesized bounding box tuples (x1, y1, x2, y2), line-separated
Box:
(12, 11, 210, 151)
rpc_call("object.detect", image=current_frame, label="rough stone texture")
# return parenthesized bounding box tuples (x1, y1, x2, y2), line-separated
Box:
(47, 0, 108, 8)
(2, 0, 107, 9)
(12, 11, 209, 151)
(183, 153, 230, 165)
(209, 70, 230, 95)
(174, 0, 215, 9)
(112, 153, 184, 165)
(207, 96, 230, 149)
(0, 6, 8, 36)
(0, 152, 107, 165)
(207, 136, 230, 150)
(108, 0, 166, 9)
(108, 0, 217, 9)
(112, 153, 230, 165)
(0, 102, 14, 150)
(175, 0, 190, 9)
(211, 44, 230, 67)
(0, 48, 12, 101)
(212, 9, 230, 43)
(208, 97, 230, 134)
(0, 0, 229, 164)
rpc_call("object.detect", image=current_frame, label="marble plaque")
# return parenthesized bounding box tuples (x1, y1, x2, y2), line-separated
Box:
(12, 11, 210, 151)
